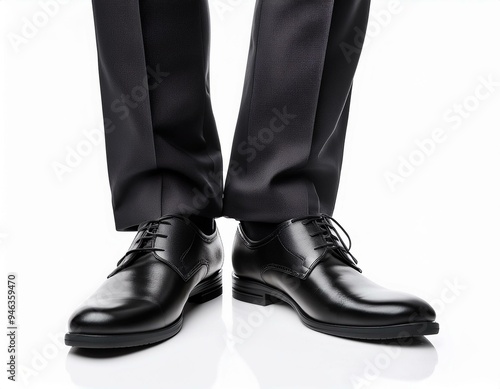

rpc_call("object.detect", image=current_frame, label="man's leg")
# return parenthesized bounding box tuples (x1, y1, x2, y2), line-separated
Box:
(223, 0, 367, 222)
(65, 0, 224, 349)
(93, 0, 223, 231)
(227, 0, 439, 340)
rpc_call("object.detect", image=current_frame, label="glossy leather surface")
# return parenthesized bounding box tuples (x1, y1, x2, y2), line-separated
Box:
(233, 216, 436, 327)
(68, 216, 223, 335)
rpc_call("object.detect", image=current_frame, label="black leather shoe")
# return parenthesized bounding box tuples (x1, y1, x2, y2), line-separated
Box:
(232, 215, 439, 340)
(65, 215, 223, 348)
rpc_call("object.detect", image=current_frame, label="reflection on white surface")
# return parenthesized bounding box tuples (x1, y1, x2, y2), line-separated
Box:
(66, 295, 437, 389)
(227, 300, 438, 388)
(66, 297, 226, 389)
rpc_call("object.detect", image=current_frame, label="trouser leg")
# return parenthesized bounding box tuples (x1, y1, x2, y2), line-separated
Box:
(92, 0, 223, 231)
(223, 0, 371, 222)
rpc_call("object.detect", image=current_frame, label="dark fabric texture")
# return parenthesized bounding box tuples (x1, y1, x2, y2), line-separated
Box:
(92, 0, 223, 231)
(91, 0, 371, 230)
(223, 0, 371, 221)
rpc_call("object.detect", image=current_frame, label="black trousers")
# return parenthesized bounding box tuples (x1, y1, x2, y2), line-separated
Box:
(92, 0, 371, 231)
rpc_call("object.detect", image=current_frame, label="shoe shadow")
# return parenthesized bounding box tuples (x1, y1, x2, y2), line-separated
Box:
(66, 297, 225, 389)
(229, 299, 439, 388)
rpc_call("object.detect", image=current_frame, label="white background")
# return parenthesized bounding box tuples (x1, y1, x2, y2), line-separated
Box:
(1, 0, 500, 388)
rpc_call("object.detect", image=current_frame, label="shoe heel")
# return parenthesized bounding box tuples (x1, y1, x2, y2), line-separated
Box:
(188, 271, 223, 304)
(232, 275, 280, 306)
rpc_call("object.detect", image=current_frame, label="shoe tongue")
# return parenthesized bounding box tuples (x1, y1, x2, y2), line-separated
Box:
(123, 216, 192, 261)
(128, 222, 157, 251)
(127, 231, 145, 252)
(314, 219, 343, 248)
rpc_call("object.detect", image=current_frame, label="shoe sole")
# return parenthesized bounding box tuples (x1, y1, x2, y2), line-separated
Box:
(64, 270, 223, 349)
(232, 274, 439, 340)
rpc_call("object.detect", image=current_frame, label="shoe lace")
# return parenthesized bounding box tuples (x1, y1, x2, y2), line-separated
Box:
(295, 214, 362, 272)
(108, 216, 176, 277)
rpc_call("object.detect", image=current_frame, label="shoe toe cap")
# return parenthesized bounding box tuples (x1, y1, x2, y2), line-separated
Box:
(68, 299, 165, 335)
(405, 295, 436, 323)
(365, 292, 437, 327)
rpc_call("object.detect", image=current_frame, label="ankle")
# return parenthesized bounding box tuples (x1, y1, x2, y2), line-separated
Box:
(188, 215, 215, 235)
(241, 221, 280, 241)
